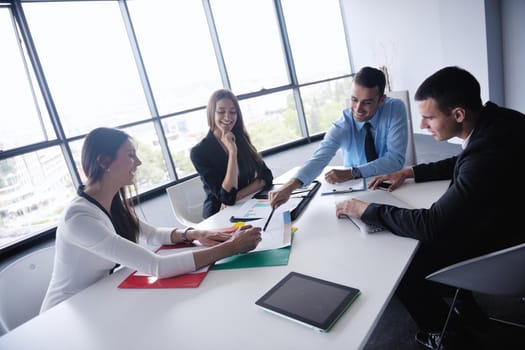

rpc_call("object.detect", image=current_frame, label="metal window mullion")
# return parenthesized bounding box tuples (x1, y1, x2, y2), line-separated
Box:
(273, 0, 308, 139)
(118, 0, 177, 180)
(11, 1, 81, 187)
(339, 0, 355, 73)
(203, 0, 230, 89)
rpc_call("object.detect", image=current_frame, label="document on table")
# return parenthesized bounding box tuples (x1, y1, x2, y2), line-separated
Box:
(317, 166, 367, 195)
(212, 211, 294, 270)
(231, 199, 294, 252)
(340, 190, 413, 234)
(320, 177, 366, 195)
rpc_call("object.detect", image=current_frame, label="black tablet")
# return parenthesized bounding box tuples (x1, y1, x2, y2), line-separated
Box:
(255, 271, 360, 332)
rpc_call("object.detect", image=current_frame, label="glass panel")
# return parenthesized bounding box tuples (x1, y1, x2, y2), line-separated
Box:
(0, 0, 352, 251)
(281, 0, 352, 83)
(162, 110, 209, 179)
(127, 123, 171, 192)
(238, 91, 302, 150)
(70, 123, 171, 195)
(301, 77, 353, 136)
(127, 0, 223, 116)
(22, 2, 150, 137)
(0, 8, 54, 150)
(0, 147, 75, 250)
(210, 0, 289, 93)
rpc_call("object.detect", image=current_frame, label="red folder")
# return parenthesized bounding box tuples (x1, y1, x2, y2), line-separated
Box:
(118, 244, 210, 289)
(118, 226, 238, 289)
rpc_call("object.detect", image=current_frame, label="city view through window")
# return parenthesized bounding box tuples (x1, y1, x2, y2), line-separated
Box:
(0, 0, 353, 250)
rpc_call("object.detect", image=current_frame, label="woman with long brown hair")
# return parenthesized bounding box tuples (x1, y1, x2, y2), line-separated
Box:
(190, 89, 273, 218)
(41, 127, 261, 312)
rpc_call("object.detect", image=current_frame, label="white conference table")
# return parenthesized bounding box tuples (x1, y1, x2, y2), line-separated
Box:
(0, 171, 449, 350)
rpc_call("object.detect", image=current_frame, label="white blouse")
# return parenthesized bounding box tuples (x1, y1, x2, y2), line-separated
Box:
(40, 195, 195, 312)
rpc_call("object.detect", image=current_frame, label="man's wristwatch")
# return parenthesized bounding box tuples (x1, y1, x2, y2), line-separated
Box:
(351, 167, 362, 179)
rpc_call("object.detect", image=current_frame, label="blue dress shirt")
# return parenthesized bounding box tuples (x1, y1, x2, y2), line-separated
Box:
(295, 97, 408, 185)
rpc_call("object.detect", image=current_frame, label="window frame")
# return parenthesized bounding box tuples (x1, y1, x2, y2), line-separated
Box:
(0, 0, 353, 256)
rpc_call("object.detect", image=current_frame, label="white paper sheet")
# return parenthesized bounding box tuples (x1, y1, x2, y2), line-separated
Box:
(232, 199, 293, 252)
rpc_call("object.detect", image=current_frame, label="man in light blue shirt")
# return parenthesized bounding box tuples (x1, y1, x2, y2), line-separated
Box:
(270, 66, 408, 209)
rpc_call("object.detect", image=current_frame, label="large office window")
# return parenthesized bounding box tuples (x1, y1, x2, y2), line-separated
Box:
(126, 1, 223, 115)
(0, 7, 54, 149)
(23, 2, 151, 137)
(0, 0, 353, 251)
(210, 0, 290, 94)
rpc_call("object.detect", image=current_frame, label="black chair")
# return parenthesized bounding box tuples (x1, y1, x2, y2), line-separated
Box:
(426, 242, 525, 349)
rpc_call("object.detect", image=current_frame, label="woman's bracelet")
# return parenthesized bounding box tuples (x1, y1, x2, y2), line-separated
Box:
(181, 227, 194, 243)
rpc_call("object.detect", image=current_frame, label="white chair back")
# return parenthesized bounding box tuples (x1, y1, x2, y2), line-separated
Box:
(166, 176, 206, 227)
(386, 90, 417, 166)
(0, 246, 55, 335)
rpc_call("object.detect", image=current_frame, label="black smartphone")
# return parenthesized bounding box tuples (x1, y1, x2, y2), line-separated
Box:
(377, 181, 391, 190)
(253, 190, 269, 199)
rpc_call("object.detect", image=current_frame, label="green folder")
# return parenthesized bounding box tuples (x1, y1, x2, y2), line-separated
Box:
(211, 245, 291, 270)
(212, 211, 294, 270)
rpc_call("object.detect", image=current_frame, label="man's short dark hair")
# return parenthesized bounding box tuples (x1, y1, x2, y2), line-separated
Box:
(415, 66, 483, 115)
(353, 66, 386, 96)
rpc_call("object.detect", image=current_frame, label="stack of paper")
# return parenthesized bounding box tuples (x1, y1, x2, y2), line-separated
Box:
(213, 208, 294, 270)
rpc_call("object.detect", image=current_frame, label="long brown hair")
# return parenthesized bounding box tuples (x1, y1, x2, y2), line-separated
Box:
(81, 127, 140, 242)
(206, 89, 265, 179)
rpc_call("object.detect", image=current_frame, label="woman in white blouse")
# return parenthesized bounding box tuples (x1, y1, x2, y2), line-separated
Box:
(41, 127, 261, 312)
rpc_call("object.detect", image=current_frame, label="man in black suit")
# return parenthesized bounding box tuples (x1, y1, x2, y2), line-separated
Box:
(335, 66, 525, 349)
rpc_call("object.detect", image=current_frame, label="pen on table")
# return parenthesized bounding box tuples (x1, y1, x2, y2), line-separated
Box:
(290, 195, 307, 199)
(290, 188, 311, 195)
(229, 216, 262, 223)
(262, 208, 275, 231)
(320, 188, 366, 196)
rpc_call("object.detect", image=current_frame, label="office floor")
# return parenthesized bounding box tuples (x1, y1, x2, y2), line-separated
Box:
(263, 134, 525, 350)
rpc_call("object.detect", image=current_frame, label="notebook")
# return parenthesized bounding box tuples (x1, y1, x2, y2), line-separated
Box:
(339, 189, 413, 234)
(255, 271, 360, 332)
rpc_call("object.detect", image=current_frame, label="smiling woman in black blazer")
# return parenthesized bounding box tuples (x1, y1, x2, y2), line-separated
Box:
(190, 89, 273, 219)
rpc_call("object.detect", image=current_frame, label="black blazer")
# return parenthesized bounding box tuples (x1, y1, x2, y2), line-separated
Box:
(190, 130, 273, 218)
(362, 102, 525, 264)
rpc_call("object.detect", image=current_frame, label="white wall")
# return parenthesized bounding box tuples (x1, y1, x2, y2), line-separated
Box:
(341, 0, 524, 134)
(485, 0, 504, 106)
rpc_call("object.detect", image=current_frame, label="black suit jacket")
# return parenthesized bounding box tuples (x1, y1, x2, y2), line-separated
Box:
(190, 130, 273, 218)
(362, 102, 525, 263)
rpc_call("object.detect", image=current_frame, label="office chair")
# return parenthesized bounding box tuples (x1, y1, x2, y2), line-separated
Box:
(385, 90, 417, 167)
(0, 246, 55, 336)
(166, 176, 206, 227)
(426, 242, 525, 349)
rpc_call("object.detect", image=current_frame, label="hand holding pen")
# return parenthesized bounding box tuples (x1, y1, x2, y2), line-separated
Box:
(269, 178, 303, 209)
(229, 225, 262, 253)
(262, 208, 275, 231)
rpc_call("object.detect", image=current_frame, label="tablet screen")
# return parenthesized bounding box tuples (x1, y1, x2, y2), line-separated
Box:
(255, 272, 360, 332)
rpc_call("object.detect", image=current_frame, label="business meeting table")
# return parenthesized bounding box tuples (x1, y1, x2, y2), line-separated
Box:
(0, 168, 449, 350)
